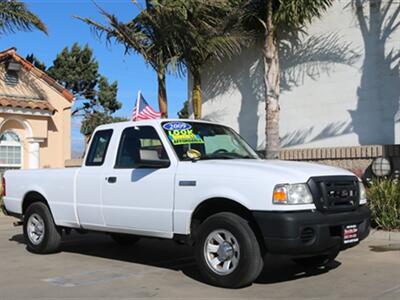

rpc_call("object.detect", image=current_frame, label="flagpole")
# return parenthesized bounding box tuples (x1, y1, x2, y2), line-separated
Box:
(136, 90, 141, 120)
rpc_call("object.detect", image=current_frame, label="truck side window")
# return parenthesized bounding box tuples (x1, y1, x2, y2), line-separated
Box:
(85, 129, 113, 166)
(115, 126, 169, 169)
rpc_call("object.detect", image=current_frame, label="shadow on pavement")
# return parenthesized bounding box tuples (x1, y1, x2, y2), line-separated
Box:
(369, 244, 400, 252)
(10, 231, 341, 287)
(255, 254, 341, 284)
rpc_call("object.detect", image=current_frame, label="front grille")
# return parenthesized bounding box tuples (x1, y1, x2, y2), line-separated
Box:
(307, 176, 359, 212)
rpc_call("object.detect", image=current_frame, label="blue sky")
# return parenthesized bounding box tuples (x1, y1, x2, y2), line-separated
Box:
(1, 0, 187, 156)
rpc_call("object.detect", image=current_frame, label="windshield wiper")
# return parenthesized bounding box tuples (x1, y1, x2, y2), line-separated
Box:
(239, 155, 255, 159)
(199, 153, 255, 160)
(199, 156, 234, 160)
(182, 153, 256, 162)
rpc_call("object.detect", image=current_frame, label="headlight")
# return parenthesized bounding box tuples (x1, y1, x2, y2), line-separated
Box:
(273, 183, 313, 205)
(359, 181, 367, 205)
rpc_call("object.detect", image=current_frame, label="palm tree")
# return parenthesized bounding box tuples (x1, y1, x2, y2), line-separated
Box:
(78, 0, 244, 119)
(77, 1, 181, 118)
(172, 0, 245, 119)
(0, 0, 47, 36)
(239, 0, 334, 159)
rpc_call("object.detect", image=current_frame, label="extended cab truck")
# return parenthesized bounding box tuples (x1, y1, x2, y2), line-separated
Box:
(3, 119, 370, 288)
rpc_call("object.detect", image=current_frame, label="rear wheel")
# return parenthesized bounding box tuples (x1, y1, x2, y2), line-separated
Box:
(293, 251, 339, 268)
(110, 233, 140, 246)
(194, 212, 263, 288)
(23, 202, 61, 254)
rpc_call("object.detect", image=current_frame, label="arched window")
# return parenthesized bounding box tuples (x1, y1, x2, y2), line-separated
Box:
(0, 130, 22, 169)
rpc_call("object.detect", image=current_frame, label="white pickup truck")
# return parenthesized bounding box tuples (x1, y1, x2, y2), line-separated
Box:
(3, 119, 370, 288)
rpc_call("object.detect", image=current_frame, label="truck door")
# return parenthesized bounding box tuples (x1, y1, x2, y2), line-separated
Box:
(101, 125, 175, 237)
(76, 129, 113, 228)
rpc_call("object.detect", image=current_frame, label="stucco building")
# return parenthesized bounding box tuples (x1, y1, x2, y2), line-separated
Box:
(0, 48, 73, 172)
(194, 0, 400, 152)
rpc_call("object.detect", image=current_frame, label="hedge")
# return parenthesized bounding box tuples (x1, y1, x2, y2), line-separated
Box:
(367, 179, 400, 231)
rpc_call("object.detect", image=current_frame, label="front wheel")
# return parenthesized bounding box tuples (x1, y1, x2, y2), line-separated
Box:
(23, 202, 61, 254)
(194, 212, 264, 288)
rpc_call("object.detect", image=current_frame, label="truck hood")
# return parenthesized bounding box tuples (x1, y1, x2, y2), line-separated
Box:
(183, 159, 355, 183)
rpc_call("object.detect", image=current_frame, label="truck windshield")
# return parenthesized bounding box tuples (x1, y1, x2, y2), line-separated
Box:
(162, 121, 260, 161)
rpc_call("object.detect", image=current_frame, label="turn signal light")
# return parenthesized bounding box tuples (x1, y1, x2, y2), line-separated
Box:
(273, 187, 287, 203)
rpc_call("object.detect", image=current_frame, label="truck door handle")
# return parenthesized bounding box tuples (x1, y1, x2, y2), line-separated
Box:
(106, 176, 117, 183)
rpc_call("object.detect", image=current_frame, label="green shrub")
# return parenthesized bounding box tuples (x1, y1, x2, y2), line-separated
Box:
(367, 179, 400, 231)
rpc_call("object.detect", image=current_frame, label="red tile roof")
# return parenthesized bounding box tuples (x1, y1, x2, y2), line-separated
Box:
(0, 47, 74, 102)
(0, 98, 56, 113)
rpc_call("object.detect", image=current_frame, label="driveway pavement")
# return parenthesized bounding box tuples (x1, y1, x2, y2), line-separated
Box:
(0, 214, 399, 299)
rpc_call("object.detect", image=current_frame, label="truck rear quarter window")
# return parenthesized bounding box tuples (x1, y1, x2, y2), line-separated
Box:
(85, 129, 113, 166)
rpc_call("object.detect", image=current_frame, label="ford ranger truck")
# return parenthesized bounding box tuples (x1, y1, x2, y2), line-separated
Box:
(2, 119, 370, 288)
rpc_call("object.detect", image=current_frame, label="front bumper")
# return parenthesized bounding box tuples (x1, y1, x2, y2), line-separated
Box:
(253, 206, 371, 255)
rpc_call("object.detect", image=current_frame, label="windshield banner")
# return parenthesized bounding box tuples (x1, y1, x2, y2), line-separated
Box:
(163, 122, 204, 145)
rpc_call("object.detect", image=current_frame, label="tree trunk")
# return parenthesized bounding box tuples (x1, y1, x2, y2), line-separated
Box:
(192, 69, 202, 119)
(157, 70, 168, 118)
(263, 1, 280, 159)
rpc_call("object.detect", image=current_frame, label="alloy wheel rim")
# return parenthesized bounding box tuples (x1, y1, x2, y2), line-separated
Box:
(204, 229, 240, 275)
(27, 213, 45, 245)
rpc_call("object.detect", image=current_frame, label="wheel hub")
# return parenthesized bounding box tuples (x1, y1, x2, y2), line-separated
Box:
(204, 229, 240, 275)
(27, 213, 45, 245)
(217, 241, 234, 261)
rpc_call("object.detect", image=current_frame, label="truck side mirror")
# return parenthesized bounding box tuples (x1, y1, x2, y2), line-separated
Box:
(136, 149, 170, 168)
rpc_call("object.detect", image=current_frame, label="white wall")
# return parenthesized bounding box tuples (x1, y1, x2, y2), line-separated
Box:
(196, 0, 400, 150)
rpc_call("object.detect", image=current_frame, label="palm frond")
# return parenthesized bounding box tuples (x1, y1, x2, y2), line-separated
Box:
(239, 0, 334, 36)
(0, 0, 47, 35)
(76, 1, 185, 75)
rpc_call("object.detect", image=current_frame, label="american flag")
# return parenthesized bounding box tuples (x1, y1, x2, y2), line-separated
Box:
(132, 91, 162, 121)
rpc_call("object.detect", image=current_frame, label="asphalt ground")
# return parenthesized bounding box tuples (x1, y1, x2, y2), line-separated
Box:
(0, 214, 399, 299)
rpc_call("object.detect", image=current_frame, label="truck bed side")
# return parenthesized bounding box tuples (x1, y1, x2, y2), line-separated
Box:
(3, 168, 81, 228)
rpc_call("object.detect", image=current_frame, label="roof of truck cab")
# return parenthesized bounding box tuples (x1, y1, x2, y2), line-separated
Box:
(94, 118, 224, 131)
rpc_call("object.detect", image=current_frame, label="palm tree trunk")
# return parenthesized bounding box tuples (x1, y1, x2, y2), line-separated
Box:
(157, 70, 168, 118)
(192, 70, 202, 119)
(263, 1, 280, 159)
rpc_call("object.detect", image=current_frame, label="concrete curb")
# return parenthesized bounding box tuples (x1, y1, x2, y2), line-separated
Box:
(369, 229, 400, 241)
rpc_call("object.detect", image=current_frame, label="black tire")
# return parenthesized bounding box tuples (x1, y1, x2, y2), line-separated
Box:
(293, 251, 339, 268)
(194, 212, 264, 288)
(110, 233, 140, 246)
(23, 202, 61, 254)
